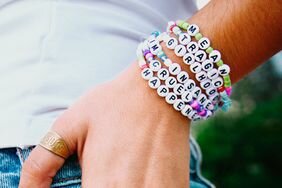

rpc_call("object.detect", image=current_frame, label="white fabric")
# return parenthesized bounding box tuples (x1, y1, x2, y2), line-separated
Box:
(0, 0, 197, 148)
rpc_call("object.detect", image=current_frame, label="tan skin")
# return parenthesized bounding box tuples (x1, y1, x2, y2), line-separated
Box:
(19, 0, 281, 187)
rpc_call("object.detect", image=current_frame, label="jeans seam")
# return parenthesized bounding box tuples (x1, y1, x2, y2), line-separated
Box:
(53, 176, 81, 183)
(16, 148, 24, 166)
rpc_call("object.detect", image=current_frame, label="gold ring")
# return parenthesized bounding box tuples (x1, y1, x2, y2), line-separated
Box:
(39, 131, 70, 159)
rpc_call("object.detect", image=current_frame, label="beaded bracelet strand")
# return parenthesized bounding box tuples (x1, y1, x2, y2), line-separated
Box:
(166, 20, 232, 111)
(137, 33, 215, 120)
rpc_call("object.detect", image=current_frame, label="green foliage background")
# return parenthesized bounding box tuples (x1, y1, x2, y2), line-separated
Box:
(193, 58, 282, 188)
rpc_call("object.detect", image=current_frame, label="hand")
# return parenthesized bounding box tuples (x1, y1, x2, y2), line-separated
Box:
(19, 63, 191, 188)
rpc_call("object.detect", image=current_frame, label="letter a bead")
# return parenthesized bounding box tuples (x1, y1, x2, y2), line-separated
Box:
(148, 77, 161, 89)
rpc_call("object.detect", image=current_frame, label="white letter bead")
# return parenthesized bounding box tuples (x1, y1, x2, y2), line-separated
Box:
(183, 53, 195, 65)
(209, 93, 219, 103)
(181, 91, 193, 102)
(218, 64, 230, 76)
(164, 59, 172, 66)
(166, 37, 178, 49)
(207, 68, 219, 80)
(174, 45, 187, 57)
(173, 83, 185, 95)
(198, 37, 210, 50)
(194, 50, 207, 62)
(190, 62, 201, 74)
(197, 94, 207, 105)
(157, 68, 169, 80)
(195, 71, 207, 82)
(191, 86, 201, 98)
(149, 60, 161, 72)
(179, 33, 191, 45)
(187, 41, 199, 54)
(212, 77, 223, 88)
(209, 50, 221, 63)
(149, 43, 162, 55)
(200, 79, 212, 90)
(165, 92, 177, 104)
(148, 77, 161, 89)
(187, 24, 200, 36)
(173, 99, 185, 111)
(204, 100, 214, 111)
(206, 87, 217, 96)
(202, 59, 213, 72)
(165, 76, 177, 88)
(157, 85, 169, 97)
(181, 105, 193, 117)
(177, 71, 189, 83)
(168, 63, 181, 75)
(172, 26, 181, 35)
(141, 68, 153, 80)
(184, 79, 196, 91)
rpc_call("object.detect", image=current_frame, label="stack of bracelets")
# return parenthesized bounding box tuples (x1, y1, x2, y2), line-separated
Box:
(136, 20, 232, 121)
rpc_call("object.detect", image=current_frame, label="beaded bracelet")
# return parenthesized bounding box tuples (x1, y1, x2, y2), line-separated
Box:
(137, 33, 214, 120)
(166, 20, 232, 112)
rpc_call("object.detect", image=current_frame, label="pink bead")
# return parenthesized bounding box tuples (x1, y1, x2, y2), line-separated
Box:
(145, 53, 153, 60)
(190, 100, 200, 110)
(198, 109, 207, 117)
(141, 64, 148, 70)
(226, 87, 232, 96)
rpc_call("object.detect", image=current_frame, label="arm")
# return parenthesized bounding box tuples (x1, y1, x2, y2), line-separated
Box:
(19, 0, 282, 187)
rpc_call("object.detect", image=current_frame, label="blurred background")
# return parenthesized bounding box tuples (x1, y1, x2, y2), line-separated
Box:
(193, 1, 282, 187)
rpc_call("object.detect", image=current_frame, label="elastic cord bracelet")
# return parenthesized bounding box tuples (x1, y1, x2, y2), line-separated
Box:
(137, 33, 214, 120)
(166, 20, 232, 112)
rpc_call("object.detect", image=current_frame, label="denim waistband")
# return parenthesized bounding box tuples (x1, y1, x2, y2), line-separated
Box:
(0, 136, 214, 188)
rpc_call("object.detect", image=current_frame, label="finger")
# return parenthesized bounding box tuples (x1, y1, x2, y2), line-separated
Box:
(19, 108, 84, 188)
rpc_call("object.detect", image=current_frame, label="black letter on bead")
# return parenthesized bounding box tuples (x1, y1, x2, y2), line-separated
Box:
(219, 69, 227, 75)
(196, 52, 204, 61)
(184, 55, 192, 64)
(188, 25, 197, 34)
(203, 82, 211, 89)
(198, 74, 206, 81)
(210, 54, 218, 62)
(200, 40, 208, 48)
(150, 79, 158, 87)
(189, 44, 196, 51)
(143, 69, 151, 77)
(160, 87, 168, 94)
(179, 74, 188, 83)
(160, 70, 168, 78)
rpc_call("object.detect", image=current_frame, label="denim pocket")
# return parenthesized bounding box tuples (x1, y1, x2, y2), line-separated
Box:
(18, 146, 82, 188)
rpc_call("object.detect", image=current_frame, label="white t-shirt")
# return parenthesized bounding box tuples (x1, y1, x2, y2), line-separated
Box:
(0, 0, 197, 148)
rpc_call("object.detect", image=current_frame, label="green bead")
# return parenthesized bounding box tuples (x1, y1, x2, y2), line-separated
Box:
(224, 81, 232, 87)
(181, 22, 189, 30)
(195, 33, 203, 40)
(177, 20, 185, 27)
(216, 59, 224, 66)
(223, 75, 231, 82)
(206, 47, 213, 54)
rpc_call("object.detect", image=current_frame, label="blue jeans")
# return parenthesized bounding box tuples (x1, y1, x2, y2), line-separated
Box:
(0, 137, 214, 188)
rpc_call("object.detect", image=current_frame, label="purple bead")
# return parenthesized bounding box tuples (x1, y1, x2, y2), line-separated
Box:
(143, 49, 150, 56)
(198, 109, 207, 117)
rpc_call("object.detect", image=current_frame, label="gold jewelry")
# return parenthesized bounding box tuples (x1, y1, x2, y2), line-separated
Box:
(39, 131, 70, 159)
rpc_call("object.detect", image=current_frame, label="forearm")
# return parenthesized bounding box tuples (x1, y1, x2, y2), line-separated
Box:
(187, 0, 282, 83)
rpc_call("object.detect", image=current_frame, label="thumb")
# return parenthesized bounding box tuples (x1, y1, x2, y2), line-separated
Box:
(19, 109, 83, 188)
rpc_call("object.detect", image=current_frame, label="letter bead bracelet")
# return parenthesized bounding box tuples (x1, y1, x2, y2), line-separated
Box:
(136, 20, 233, 121)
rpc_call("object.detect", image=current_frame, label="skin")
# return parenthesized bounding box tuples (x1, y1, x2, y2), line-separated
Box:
(19, 0, 282, 187)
